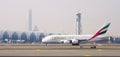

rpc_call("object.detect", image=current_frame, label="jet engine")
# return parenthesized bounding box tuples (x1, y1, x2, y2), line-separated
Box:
(60, 40, 70, 44)
(71, 39, 79, 45)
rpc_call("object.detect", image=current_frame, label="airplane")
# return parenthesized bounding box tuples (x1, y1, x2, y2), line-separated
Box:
(42, 22, 111, 48)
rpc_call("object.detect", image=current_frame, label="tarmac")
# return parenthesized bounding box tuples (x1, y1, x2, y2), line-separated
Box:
(0, 44, 120, 56)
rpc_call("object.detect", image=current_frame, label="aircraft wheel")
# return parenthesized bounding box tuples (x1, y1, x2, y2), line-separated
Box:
(90, 46, 93, 48)
(93, 46, 96, 48)
(90, 46, 96, 49)
(72, 43, 79, 46)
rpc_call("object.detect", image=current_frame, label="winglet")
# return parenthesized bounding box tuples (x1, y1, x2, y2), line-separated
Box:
(88, 22, 111, 40)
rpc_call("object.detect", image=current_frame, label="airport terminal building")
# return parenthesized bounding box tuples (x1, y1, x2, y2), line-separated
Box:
(0, 30, 46, 44)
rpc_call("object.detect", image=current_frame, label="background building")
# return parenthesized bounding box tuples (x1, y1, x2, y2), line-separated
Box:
(0, 30, 46, 44)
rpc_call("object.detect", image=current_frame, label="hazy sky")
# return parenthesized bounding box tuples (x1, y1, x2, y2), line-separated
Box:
(0, 0, 120, 35)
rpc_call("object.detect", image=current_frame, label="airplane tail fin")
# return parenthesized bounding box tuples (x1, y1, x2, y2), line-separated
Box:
(88, 22, 111, 40)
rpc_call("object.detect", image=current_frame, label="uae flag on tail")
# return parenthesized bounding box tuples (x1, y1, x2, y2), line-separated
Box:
(89, 22, 111, 40)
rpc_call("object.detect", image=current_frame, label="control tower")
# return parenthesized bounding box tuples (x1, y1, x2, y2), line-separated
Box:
(76, 12, 82, 35)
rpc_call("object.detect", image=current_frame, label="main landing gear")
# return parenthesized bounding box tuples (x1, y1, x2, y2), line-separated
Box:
(90, 46, 96, 49)
(72, 43, 79, 46)
(72, 44, 83, 48)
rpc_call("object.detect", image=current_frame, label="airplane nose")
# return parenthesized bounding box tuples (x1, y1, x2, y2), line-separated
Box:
(42, 38, 46, 42)
(42, 39, 44, 42)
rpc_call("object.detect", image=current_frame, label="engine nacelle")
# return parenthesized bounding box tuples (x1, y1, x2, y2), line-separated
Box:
(60, 40, 70, 44)
(72, 39, 79, 44)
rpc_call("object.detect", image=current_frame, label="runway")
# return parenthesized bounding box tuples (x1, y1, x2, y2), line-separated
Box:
(0, 44, 120, 56)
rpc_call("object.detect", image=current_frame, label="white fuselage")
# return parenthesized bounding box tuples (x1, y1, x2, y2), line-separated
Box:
(42, 35, 106, 43)
(42, 22, 110, 45)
